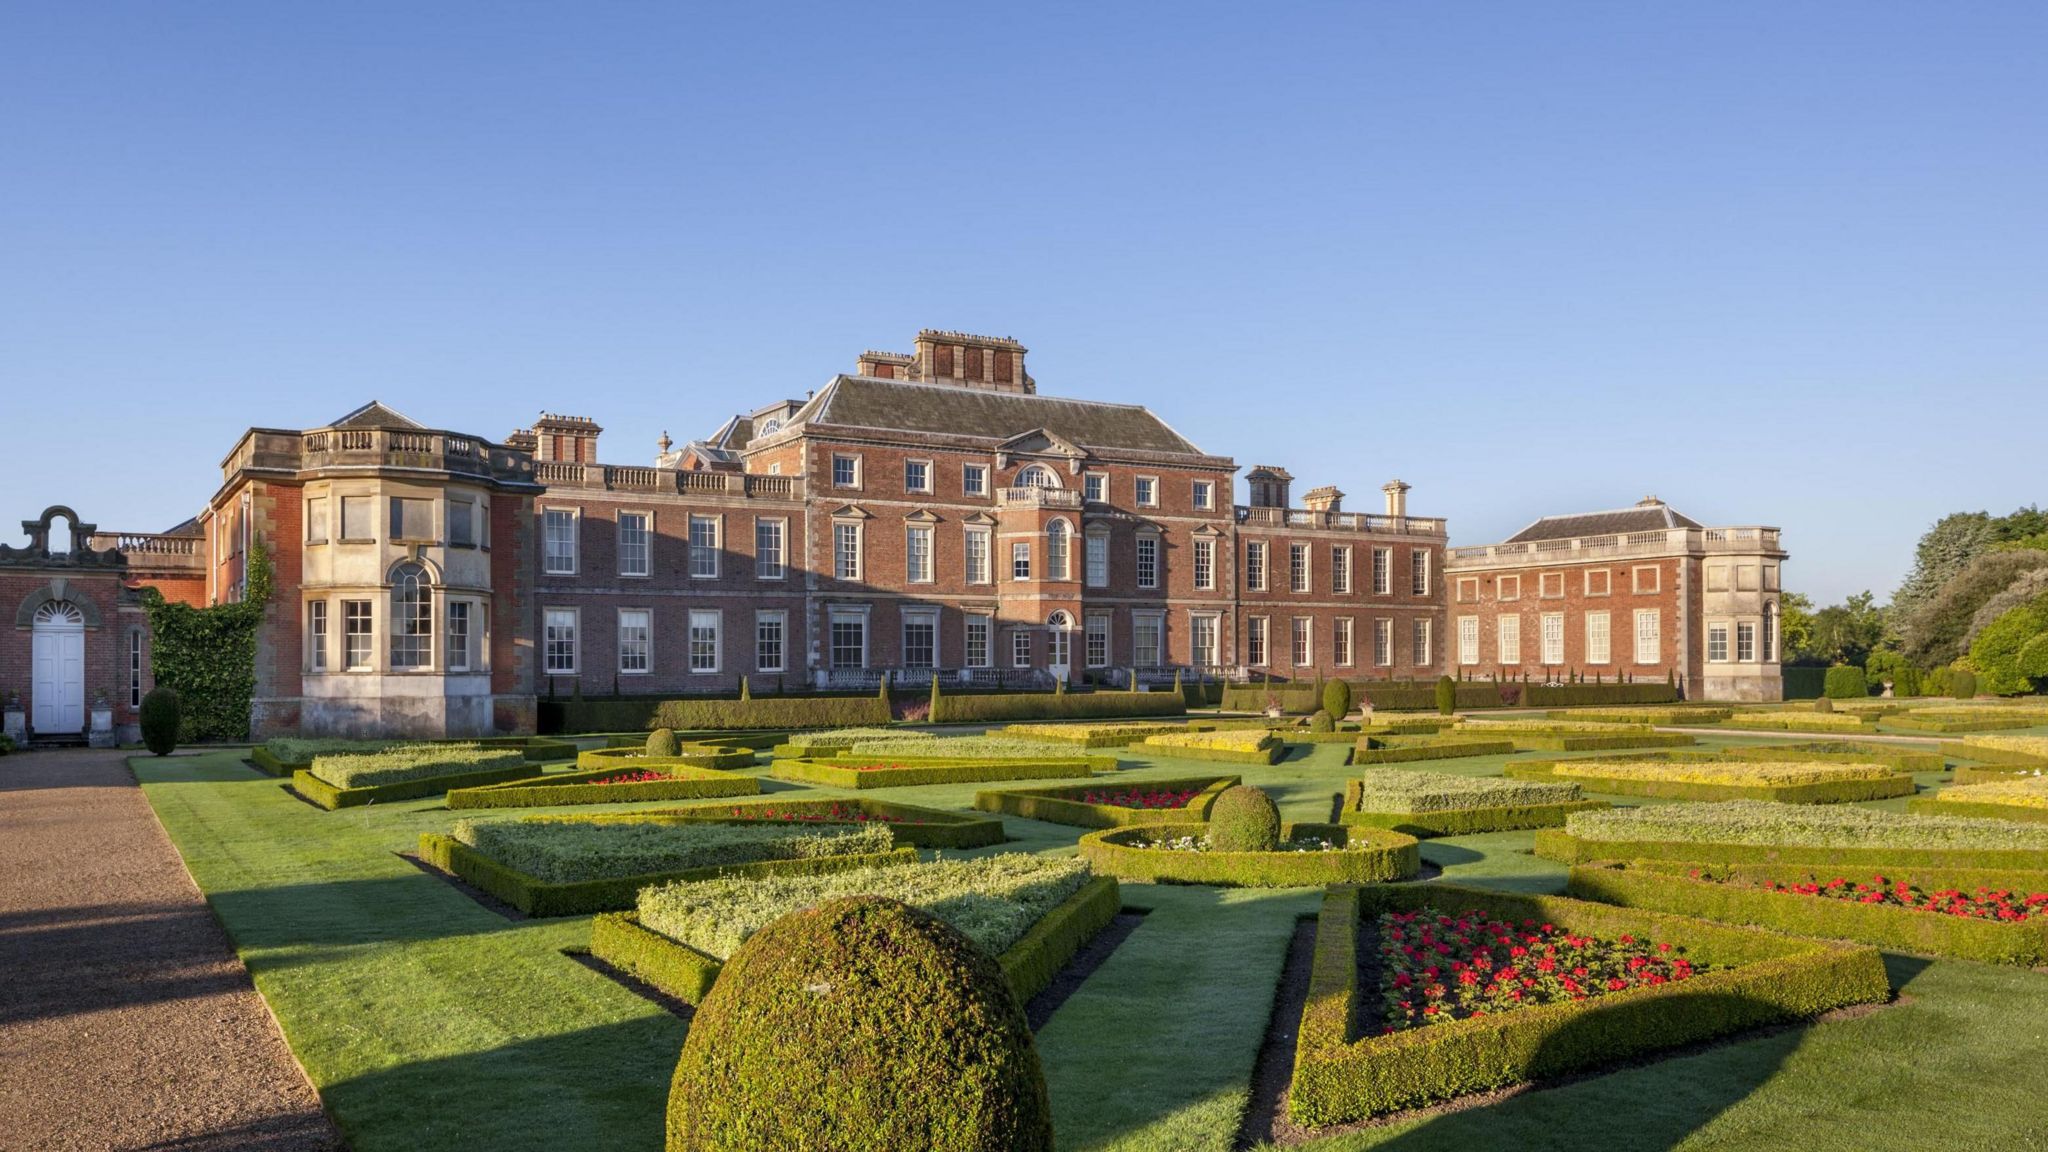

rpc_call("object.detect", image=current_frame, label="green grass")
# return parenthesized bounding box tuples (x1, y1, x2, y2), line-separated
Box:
(133, 734, 2048, 1151)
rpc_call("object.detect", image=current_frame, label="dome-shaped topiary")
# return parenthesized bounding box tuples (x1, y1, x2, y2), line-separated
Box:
(1308, 711, 1335, 734)
(646, 727, 680, 757)
(1814, 696, 1834, 713)
(1953, 667, 1978, 700)
(1208, 784, 1281, 853)
(668, 896, 1052, 1152)
(139, 688, 180, 756)
(1322, 679, 1352, 723)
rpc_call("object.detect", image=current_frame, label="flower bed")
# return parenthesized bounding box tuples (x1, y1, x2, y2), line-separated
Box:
(1908, 778, 2048, 824)
(577, 745, 757, 772)
(972, 775, 1240, 828)
(768, 756, 1100, 789)
(1719, 712, 1874, 733)
(416, 817, 915, 916)
(1506, 759, 1914, 804)
(1349, 737, 1516, 765)
(290, 747, 534, 809)
(1078, 821, 1418, 887)
(445, 763, 759, 810)
(1534, 800, 2048, 870)
(1138, 729, 1285, 765)
(999, 722, 1191, 747)
(1285, 884, 1888, 1125)
(590, 856, 1118, 1005)
(1566, 860, 2048, 965)
(1341, 770, 1608, 837)
(589, 796, 1005, 849)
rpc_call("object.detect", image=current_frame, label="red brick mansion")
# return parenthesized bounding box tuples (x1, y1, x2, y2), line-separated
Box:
(0, 329, 1788, 743)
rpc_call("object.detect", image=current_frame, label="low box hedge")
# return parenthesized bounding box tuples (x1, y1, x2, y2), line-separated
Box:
(648, 695, 891, 731)
(576, 746, 757, 772)
(1907, 785, 2048, 825)
(591, 873, 1121, 1006)
(1286, 884, 1889, 1126)
(1078, 821, 1419, 887)
(416, 831, 917, 917)
(1340, 773, 1608, 837)
(1719, 713, 1874, 733)
(931, 690, 1185, 723)
(1882, 715, 2035, 734)
(1566, 860, 2048, 966)
(1505, 760, 1916, 805)
(1521, 683, 1683, 708)
(1950, 735, 2048, 766)
(444, 764, 759, 810)
(1534, 802, 2048, 871)
(999, 721, 1190, 747)
(1542, 708, 1735, 725)
(1138, 730, 1284, 765)
(290, 760, 535, 810)
(251, 736, 570, 776)
(768, 756, 1100, 789)
(1720, 741, 1945, 776)
(598, 796, 1006, 850)
(972, 775, 1241, 829)
(1349, 738, 1516, 765)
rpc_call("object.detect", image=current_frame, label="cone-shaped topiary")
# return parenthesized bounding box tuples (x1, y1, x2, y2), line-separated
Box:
(878, 671, 890, 700)
(739, 675, 751, 702)
(139, 688, 180, 756)
(1435, 675, 1457, 717)
(930, 674, 942, 714)
(667, 896, 1053, 1152)
(1208, 784, 1281, 853)
(1322, 679, 1351, 723)
(647, 727, 680, 757)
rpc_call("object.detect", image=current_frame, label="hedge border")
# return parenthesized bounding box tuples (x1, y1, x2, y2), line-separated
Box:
(1943, 740, 2048, 768)
(1721, 742, 1946, 776)
(1566, 859, 2048, 966)
(250, 736, 573, 777)
(576, 746, 757, 771)
(768, 757, 1101, 789)
(1505, 762, 1917, 805)
(648, 696, 891, 731)
(1508, 732, 1697, 752)
(591, 873, 1122, 1007)
(289, 762, 536, 810)
(931, 690, 1186, 724)
(1953, 765, 2048, 784)
(1882, 715, 2036, 734)
(972, 776, 1241, 829)
(444, 765, 759, 810)
(1349, 739, 1516, 766)
(1905, 796, 2048, 825)
(1338, 781, 1609, 838)
(1078, 821, 1419, 887)
(998, 722, 1193, 748)
(415, 832, 918, 917)
(597, 796, 1006, 850)
(1286, 883, 1889, 1126)
(1532, 827, 2048, 871)
(1136, 734, 1284, 765)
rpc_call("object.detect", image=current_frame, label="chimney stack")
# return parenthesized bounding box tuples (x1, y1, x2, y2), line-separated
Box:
(1382, 479, 1411, 519)
(1302, 485, 1344, 514)
(532, 413, 603, 464)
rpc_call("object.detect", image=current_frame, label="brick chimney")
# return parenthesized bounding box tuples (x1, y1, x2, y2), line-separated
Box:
(911, 330, 1032, 393)
(532, 413, 602, 464)
(1302, 485, 1344, 514)
(1382, 479, 1411, 518)
(855, 350, 915, 379)
(1244, 466, 1293, 509)
(505, 427, 537, 453)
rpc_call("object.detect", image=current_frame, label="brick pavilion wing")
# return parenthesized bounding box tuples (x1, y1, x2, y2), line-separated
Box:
(793, 376, 1203, 456)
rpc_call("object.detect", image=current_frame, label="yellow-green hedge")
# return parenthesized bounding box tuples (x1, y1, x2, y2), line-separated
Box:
(1078, 822, 1418, 887)
(445, 764, 758, 809)
(594, 796, 1005, 850)
(1506, 760, 1916, 804)
(972, 776, 1240, 829)
(768, 757, 1099, 789)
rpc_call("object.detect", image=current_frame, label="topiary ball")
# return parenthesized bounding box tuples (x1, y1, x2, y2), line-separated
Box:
(1308, 711, 1335, 734)
(1208, 784, 1281, 853)
(139, 688, 180, 756)
(646, 727, 680, 757)
(668, 896, 1053, 1152)
(1814, 696, 1834, 714)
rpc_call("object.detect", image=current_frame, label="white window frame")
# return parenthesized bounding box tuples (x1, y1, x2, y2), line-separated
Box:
(1247, 616, 1268, 666)
(1498, 614, 1522, 664)
(1290, 543, 1310, 593)
(618, 608, 652, 674)
(1085, 614, 1110, 668)
(1585, 568, 1611, 596)
(755, 518, 786, 580)
(1193, 536, 1215, 591)
(542, 508, 578, 575)
(1374, 618, 1393, 667)
(1332, 545, 1351, 595)
(964, 613, 992, 669)
(1634, 608, 1661, 665)
(1372, 547, 1392, 596)
(902, 609, 938, 671)
(1457, 615, 1479, 666)
(447, 600, 472, 673)
(1585, 611, 1611, 665)
(1190, 613, 1219, 668)
(688, 609, 722, 674)
(832, 453, 861, 489)
(906, 524, 934, 584)
(1134, 475, 1158, 508)
(1012, 629, 1033, 669)
(1083, 472, 1107, 504)
(755, 610, 786, 673)
(1412, 617, 1432, 667)
(1133, 612, 1164, 668)
(1192, 480, 1214, 510)
(1292, 617, 1313, 667)
(1245, 541, 1267, 592)
(1736, 620, 1757, 662)
(1135, 533, 1160, 590)
(307, 600, 328, 672)
(1335, 616, 1355, 667)
(543, 607, 578, 675)
(965, 527, 992, 585)
(1411, 549, 1431, 596)
(829, 609, 868, 670)
(1011, 540, 1032, 581)
(343, 599, 375, 671)
(1540, 612, 1565, 666)
(688, 514, 720, 579)
(834, 520, 863, 581)
(1708, 622, 1730, 663)
(1539, 572, 1565, 599)
(1498, 574, 1521, 601)
(962, 463, 988, 497)
(1046, 519, 1071, 581)
(305, 496, 329, 544)
(1633, 565, 1662, 594)
(618, 511, 651, 578)
(1084, 530, 1109, 588)
(904, 458, 932, 494)
(1456, 576, 1479, 603)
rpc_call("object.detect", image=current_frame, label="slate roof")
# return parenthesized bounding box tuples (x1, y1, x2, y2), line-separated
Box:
(1504, 502, 1705, 544)
(794, 376, 1204, 455)
(328, 401, 423, 430)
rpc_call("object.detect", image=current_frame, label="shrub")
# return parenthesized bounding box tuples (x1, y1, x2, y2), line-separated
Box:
(1209, 785, 1281, 852)
(769, 757, 1098, 790)
(1823, 665, 1868, 700)
(446, 764, 757, 809)
(450, 818, 893, 884)
(1435, 675, 1456, 716)
(1308, 711, 1335, 734)
(139, 688, 180, 756)
(1970, 596, 2048, 695)
(1538, 799, 2048, 869)
(999, 722, 1184, 748)
(1347, 770, 1584, 815)
(844, 736, 1079, 760)
(931, 690, 1185, 724)
(1814, 696, 1834, 714)
(2020, 634, 2048, 682)
(1080, 822, 1419, 887)
(973, 776, 1240, 829)
(647, 728, 680, 757)
(649, 695, 891, 731)
(667, 896, 1054, 1152)
(1508, 759, 1913, 804)
(1350, 738, 1517, 765)
(1323, 679, 1352, 723)
(1140, 729, 1283, 764)
(1910, 777, 2048, 822)
(309, 746, 524, 789)
(1954, 667, 1979, 699)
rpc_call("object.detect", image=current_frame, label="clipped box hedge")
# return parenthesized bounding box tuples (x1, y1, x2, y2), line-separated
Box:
(973, 775, 1241, 829)
(592, 872, 1120, 1006)
(1506, 759, 1916, 805)
(1720, 712, 1874, 733)
(1286, 883, 1889, 1126)
(1721, 741, 1946, 776)
(1534, 801, 2048, 871)
(1950, 735, 2048, 766)
(999, 722, 1191, 747)
(648, 695, 891, 731)
(1349, 736, 1516, 766)
(417, 830, 917, 917)
(768, 756, 1100, 789)
(1542, 707, 1734, 725)
(1908, 780, 2048, 824)
(1078, 821, 1419, 887)
(1883, 714, 2035, 734)
(1567, 860, 2048, 966)
(576, 746, 757, 772)
(1138, 730, 1284, 765)
(291, 757, 534, 810)
(1340, 773, 1609, 837)
(931, 690, 1185, 723)
(595, 796, 1006, 850)
(252, 736, 571, 777)
(444, 764, 759, 810)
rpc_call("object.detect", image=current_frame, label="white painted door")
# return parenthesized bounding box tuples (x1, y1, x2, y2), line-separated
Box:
(1046, 612, 1072, 683)
(32, 618, 86, 734)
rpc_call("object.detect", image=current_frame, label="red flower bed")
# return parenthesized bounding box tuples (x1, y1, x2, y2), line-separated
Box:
(1697, 870, 2048, 923)
(727, 804, 902, 825)
(1375, 907, 1706, 1032)
(1077, 787, 1201, 810)
(591, 770, 670, 785)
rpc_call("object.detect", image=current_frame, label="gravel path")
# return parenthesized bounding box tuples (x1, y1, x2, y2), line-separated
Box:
(0, 749, 344, 1152)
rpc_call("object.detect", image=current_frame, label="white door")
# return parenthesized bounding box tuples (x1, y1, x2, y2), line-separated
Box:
(31, 602, 87, 734)
(1046, 612, 1072, 683)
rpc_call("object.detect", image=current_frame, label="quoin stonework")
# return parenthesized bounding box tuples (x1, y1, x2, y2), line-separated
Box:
(0, 328, 1787, 744)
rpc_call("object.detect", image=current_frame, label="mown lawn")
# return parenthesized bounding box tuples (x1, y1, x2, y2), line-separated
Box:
(135, 735, 2048, 1152)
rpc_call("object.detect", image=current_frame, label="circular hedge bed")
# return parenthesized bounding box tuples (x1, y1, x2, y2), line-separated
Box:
(1078, 822, 1419, 887)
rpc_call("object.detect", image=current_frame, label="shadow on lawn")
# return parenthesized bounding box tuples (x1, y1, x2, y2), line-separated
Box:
(203, 872, 541, 961)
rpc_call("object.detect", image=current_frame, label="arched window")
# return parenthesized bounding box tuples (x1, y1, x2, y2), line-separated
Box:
(1763, 601, 1779, 664)
(32, 601, 85, 628)
(391, 563, 433, 669)
(1015, 465, 1060, 489)
(759, 418, 782, 436)
(1046, 519, 1070, 581)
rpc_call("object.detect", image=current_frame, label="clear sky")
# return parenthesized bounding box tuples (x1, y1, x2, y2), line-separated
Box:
(4, 3, 2043, 605)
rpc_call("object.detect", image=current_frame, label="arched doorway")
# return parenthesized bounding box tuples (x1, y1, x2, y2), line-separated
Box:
(1046, 610, 1074, 683)
(31, 601, 86, 734)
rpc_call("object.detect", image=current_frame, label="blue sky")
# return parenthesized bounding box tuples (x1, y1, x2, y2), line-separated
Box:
(4, 3, 2043, 605)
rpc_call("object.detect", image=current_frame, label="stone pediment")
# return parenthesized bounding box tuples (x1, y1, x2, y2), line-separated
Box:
(996, 428, 1089, 468)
